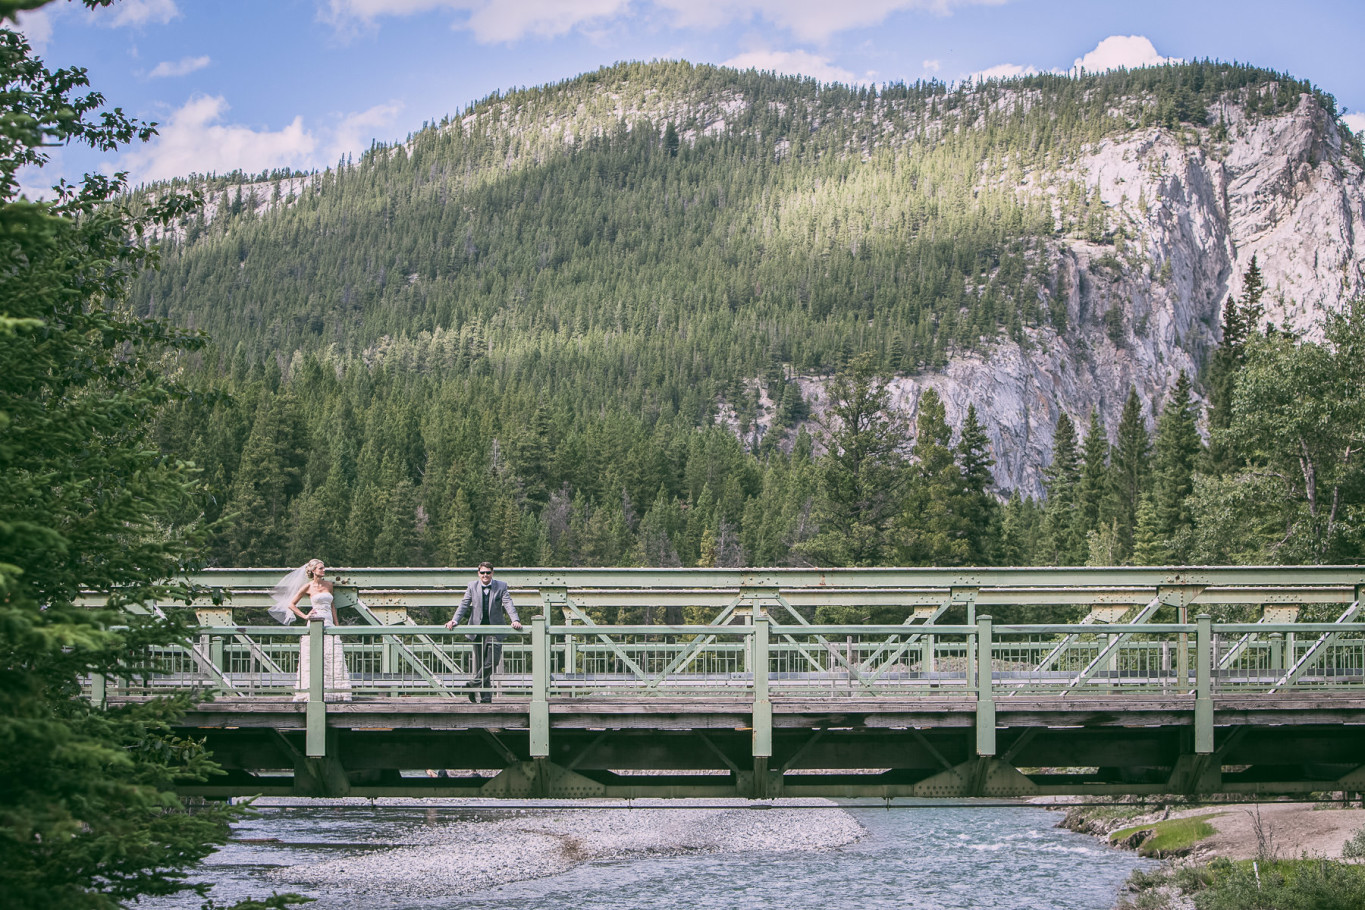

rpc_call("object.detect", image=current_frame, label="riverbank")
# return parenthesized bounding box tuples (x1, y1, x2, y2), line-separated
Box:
(1054, 800, 1365, 909)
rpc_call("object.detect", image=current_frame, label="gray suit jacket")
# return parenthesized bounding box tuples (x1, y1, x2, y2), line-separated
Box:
(451, 579, 519, 640)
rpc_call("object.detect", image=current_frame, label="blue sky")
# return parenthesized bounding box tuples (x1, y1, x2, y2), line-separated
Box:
(13, 0, 1365, 192)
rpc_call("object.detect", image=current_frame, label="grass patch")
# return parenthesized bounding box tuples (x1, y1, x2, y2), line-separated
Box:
(1111, 814, 1221, 857)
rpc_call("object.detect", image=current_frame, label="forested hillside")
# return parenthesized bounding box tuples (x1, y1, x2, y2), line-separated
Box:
(136, 60, 1365, 569)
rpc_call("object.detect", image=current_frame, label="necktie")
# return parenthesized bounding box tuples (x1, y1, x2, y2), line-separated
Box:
(482, 585, 490, 623)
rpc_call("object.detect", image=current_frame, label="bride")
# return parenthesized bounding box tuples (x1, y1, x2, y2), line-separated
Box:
(269, 558, 352, 702)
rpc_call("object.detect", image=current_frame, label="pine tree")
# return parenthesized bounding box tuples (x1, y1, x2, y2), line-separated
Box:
(999, 492, 1042, 566)
(800, 353, 907, 566)
(955, 403, 999, 564)
(1109, 388, 1151, 559)
(1207, 256, 1266, 473)
(220, 391, 306, 564)
(440, 486, 477, 566)
(1042, 412, 1084, 564)
(1076, 409, 1110, 547)
(1131, 493, 1167, 565)
(897, 388, 969, 565)
(1150, 371, 1202, 559)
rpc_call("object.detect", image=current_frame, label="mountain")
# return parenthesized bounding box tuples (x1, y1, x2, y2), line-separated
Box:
(137, 61, 1364, 496)
(131, 61, 1365, 569)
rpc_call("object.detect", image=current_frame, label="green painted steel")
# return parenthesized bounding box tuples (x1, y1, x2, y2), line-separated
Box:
(306, 621, 325, 757)
(529, 616, 550, 758)
(182, 566, 1365, 590)
(1195, 615, 1214, 754)
(975, 615, 995, 757)
(82, 567, 1365, 799)
(752, 616, 772, 759)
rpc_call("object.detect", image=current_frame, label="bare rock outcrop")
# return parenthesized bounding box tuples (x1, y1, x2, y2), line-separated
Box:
(801, 93, 1365, 495)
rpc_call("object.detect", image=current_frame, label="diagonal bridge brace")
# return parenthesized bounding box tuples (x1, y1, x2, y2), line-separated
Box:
(1267, 599, 1362, 694)
(768, 594, 871, 688)
(1058, 594, 1172, 693)
(550, 592, 652, 685)
(350, 598, 461, 697)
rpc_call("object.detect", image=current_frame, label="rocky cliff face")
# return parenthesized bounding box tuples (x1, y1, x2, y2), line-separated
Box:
(800, 93, 1365, 496)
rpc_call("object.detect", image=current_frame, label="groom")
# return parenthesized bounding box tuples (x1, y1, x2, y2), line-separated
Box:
(445, 562, 522, 703)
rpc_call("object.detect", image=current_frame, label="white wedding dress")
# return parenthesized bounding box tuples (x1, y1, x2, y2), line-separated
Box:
(292, 592, 352, 702)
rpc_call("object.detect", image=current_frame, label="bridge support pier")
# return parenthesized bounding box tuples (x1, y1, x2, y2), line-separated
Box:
(1167, 753, 1221, 795)
(530, 616, 551, 758)
(293, 730, 350, 797)
(480, 760, 605, 798)
(1194, 614, 1214, 754)
(749, 616, 774, 799)
(739, 758, 783, 799)
(912, 758, 1039, 798)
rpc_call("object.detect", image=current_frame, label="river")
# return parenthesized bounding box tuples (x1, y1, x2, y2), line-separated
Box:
(153, 800, 1151, 909)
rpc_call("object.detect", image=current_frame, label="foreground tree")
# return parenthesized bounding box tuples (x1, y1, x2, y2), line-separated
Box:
(1190, 302, 1365, 563)
(1206, 256, 1265, 473)
(0, 6, 298, 908)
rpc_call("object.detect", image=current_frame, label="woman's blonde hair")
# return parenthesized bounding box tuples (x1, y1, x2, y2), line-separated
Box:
(304, 558, 324, 579)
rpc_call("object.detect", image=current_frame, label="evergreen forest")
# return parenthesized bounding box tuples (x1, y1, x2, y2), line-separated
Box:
(131, 60, 1364, 570)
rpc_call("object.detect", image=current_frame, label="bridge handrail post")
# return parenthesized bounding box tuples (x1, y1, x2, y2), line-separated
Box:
(306, 620, 326, 757)
(1195, 614, 1213, 754)
(89, 671, 106, 708)
(752, 616, 772, 760)
(976, 614, 995, 757)
(530, 616, 550, 758)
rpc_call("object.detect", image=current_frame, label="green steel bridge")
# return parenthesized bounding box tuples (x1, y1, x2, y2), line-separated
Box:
(92, 567, 1365, 801)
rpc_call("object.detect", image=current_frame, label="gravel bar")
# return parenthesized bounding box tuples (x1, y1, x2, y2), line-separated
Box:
(262, 798, 865, 897)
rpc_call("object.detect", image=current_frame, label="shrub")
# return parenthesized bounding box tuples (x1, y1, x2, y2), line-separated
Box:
(1344, 825, 1365, 860)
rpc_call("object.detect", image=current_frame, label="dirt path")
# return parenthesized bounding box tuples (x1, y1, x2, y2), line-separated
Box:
(1194, 802, 1365, 860)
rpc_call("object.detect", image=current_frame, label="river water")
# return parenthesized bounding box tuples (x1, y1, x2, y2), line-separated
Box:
(157, 801, 1150, 910)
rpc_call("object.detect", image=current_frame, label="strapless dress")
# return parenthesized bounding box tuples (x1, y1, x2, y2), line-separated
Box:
(307, 592, 335, 625)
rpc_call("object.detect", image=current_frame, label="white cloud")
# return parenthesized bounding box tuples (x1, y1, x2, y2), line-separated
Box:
(326, 101, 405, 164)
(1343, 113, 1365, 136)
(149, 55, 211, 78)
(324, 0, 1010, 43)
(464, 0, 631, 42)
(658, 0, 1010, 43)
(104, 0, 180, 27)
(1072, 35, 1178, 74)
(121, 96, 316, 182)
(922, 59, 941, 73)
(323, 0, 629, 41)
(968, 62, 1037, 82)
(118, 95, 409, 182)
(13, 8, 53, 51)
(721, 50, 856, 84)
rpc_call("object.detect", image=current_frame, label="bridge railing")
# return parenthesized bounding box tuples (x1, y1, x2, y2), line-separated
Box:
(81, 565, 1365, 706)
(94, 620, 1365, 703)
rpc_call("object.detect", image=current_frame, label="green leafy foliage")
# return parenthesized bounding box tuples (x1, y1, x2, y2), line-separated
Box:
(1179, 857, 1365, 910)
(1194, 301, 1365, 563)
(0, 8, 303, 908)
